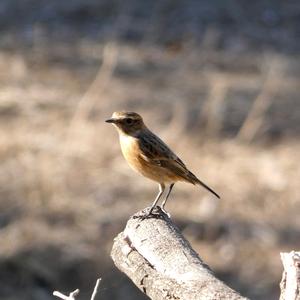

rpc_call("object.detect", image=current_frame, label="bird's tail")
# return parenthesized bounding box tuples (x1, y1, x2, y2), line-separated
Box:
(187, 171, 220, 199)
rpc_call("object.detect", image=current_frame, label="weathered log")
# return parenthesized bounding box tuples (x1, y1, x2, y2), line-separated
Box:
(280, 251, 300, 300)
(111, 208, 248, 300)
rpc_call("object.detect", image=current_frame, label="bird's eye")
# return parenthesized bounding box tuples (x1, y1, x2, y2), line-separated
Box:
(125, 118, 133, 125)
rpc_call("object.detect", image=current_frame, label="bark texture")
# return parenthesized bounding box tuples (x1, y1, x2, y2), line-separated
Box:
(111, 208, 248, 300)
(280, 251, 300, 300)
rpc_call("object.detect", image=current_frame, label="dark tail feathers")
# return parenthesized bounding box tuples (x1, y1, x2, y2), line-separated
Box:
(187, 171, 220, 199)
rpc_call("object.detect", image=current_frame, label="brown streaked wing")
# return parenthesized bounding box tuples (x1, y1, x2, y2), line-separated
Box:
(138, 129, 188, 171)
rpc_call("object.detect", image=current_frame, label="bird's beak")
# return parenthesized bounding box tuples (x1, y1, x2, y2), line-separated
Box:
(105, 118, 117, 124)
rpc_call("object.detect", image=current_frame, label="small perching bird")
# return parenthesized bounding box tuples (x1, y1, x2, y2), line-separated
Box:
(106, 111, 220, 216)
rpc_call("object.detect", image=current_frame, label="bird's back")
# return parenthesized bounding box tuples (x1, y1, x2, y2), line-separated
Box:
(137, 129, 185, 166)
(137, 129, 196, 183)
(136, 129, 220, 199)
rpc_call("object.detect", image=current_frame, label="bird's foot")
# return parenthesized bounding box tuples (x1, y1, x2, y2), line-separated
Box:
(159, 206, 171, 218)
(134, 206, 163, 220)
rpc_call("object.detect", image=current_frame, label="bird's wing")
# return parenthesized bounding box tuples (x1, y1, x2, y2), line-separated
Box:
(137, 130, 220, 198)
(138, 130, 188, 172)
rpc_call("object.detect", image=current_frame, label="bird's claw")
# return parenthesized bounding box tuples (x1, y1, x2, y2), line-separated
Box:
(134, 206, 171, 221)
(159, 206, 171, 218)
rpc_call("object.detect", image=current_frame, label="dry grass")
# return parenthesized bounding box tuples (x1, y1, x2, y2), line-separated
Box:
(0, 20, 299, 300)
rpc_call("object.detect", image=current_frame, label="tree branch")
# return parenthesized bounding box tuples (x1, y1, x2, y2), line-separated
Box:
(111, 208, 248, 300)
(280, 251, 300, 300)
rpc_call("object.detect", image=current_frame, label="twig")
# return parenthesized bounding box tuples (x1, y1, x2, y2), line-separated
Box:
(64, 42, 118, 154)
(69, 43, 118, 124)
(91, 278, 101, 300)
(53, 278, 101, 300)
(201, 74, 227, 137)
(63, 0, 133, 155)
(53, 289, 80, 300)
(236, 55, 283, 142)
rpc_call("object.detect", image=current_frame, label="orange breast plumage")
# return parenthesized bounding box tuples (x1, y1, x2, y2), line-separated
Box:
(119, 133, 183, 184)
(119, 134, 140, 168)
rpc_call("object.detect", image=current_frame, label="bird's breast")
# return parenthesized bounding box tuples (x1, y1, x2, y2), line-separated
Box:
(119, 134, 141, 167)
(119, 134, 157, 178)
(118, 133, 179, 184)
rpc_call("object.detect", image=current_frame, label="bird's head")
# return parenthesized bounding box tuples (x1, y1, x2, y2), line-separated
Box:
(105, 111, 145, 135)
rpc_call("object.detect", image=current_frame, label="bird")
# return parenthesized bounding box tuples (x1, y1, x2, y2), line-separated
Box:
(106, 111, 220, 216)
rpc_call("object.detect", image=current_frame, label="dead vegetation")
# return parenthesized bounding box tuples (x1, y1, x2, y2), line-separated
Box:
(0, 1, 299, 299)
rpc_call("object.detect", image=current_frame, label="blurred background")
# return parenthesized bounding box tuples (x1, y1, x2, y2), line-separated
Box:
(0, 0, 299, 299)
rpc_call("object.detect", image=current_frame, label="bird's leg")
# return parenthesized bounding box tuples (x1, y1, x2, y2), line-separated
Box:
(160, 183, 175, 216)
(147, 183, 165, 215)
